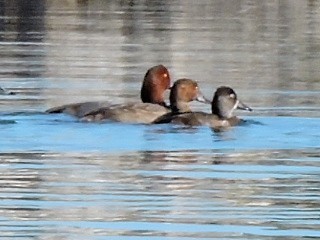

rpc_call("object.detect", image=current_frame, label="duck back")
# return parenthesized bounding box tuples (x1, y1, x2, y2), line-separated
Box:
(46, 101, 111, 118)
(82, 103, 169, 124)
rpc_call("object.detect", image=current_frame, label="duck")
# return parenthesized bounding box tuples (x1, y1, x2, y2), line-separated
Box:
(45, 65, 171, 118)
(81, 78, 210, 124)
(0, 87, 15, 95)
(153, 86, 252, 129)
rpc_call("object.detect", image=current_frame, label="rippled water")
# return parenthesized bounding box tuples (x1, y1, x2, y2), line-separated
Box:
(1, 0, 320, 239)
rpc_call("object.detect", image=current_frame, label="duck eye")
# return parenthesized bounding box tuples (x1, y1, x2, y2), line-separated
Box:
(229, 93, 235, 98)
(163, 73, 168, 78)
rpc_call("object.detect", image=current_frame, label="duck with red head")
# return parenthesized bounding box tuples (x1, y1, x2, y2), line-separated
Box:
(153, 86, 252, 130)
(141, 65, 171, 107)
(82, 78, 210, 124)
(46, 65, 171, 118)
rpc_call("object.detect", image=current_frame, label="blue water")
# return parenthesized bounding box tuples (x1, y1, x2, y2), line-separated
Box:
(1, 113, 319, 152)
(0, 111, 319, 239)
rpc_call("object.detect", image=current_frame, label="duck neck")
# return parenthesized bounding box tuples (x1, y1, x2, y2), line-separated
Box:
(141, 85, 165, 106)
(212, 104, 225, 119)
(212, 104, 233, 119)
(171, 101, 191, 114)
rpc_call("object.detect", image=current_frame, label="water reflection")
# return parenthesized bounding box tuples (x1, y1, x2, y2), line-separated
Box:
(0, 0, 46, 89)
(0, 149, 319, 238)
(2, 0, 319, 114)
(16, 0, 46, 42)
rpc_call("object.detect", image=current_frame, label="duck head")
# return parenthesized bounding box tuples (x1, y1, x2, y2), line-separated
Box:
(169, 78, 210, 113)
(211, 86, 252, 119)
(140, 65, 171, 107)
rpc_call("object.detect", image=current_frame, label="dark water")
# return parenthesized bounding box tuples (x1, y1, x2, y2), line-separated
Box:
(0, 0, 320, 239)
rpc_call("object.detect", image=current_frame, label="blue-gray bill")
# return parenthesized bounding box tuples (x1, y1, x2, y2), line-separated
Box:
(237, 100, 252, 112)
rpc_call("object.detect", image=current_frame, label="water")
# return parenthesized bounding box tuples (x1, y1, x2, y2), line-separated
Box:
(0, 0, 320, 239)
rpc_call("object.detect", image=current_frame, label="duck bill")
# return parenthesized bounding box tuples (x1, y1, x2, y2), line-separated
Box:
(196, 92, 211, 104)
(237, 100, 252, 112)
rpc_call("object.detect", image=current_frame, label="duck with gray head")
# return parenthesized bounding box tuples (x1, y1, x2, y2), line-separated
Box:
(153, 86, 252, 130)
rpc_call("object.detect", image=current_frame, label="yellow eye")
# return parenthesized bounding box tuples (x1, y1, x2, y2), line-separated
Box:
(163, 73, 168, 78)
(229, 93, 235, 98)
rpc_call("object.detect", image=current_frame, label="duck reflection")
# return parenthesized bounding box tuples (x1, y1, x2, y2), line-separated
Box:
(0, 0, 46, 95)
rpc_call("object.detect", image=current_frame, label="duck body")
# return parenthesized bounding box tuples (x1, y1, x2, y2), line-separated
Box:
(153, 86, 252, 129)
(155, 111, 242, 127)
(0, 87, 15, 95)
(82, 78, 210, 124)
(46, 101, 112, 118)
(82, 102, 169, 123)
(46, 65, 171, 118)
